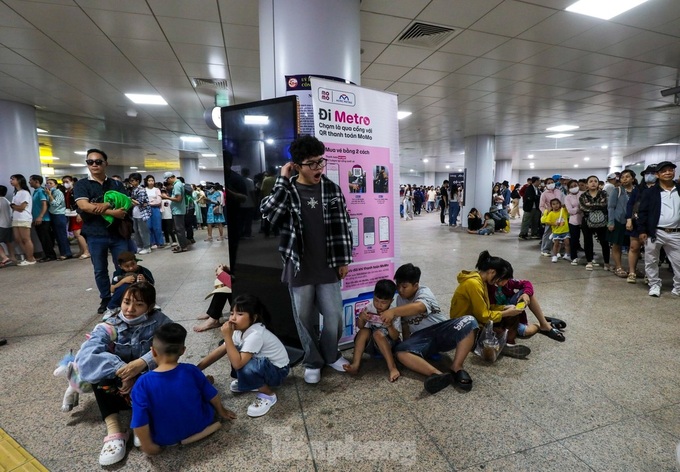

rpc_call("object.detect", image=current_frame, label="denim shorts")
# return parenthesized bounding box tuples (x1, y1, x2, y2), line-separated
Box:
(231, 356, 290, 392)
(551, 232, 569, 241)
(394, 316, 478, 358)
(365, 326, 399, 353)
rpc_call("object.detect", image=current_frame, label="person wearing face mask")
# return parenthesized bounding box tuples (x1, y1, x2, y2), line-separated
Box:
(74, 282, 173, 465)
(564, 180, 584, 264)
(538, 177, 564, 256)
(625, 164, 657, 283)
(579, 175, 610, 271)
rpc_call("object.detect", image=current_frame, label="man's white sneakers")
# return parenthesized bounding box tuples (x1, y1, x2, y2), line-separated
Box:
(304, 368, 321, 384)
(327, 356, 350, 372)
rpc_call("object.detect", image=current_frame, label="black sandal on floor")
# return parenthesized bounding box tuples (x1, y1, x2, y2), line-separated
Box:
(538, 327, 565, 342)
(545, 317, 566, 330)
(172, 247, 188, 253)
(452, 369, 472, 391)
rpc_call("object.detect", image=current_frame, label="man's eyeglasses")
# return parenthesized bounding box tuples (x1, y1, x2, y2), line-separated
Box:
(86, 159, 104, 166)
(299, 158, 327, 170)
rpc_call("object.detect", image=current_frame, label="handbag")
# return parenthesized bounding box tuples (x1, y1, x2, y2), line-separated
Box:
(213, 203, 222, 215)
(587, 209, 606, 228)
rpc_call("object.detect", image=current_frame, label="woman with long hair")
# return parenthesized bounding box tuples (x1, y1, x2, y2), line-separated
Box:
(9, 174, 36, 265)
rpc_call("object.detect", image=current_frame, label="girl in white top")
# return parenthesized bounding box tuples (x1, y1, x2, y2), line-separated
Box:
(9, 174, 36, 265)
(198, 294, 290, 418)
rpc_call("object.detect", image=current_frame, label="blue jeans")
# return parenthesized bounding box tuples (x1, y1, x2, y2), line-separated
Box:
(394, 316, 478, 358)
(147, 207, 164, 246)
(289, 281, 344, 369)
(449, 202, 460, 226)
(231, 357, 290, 391)
(86, 235, 129, 300)
(50, 214, 72, 257)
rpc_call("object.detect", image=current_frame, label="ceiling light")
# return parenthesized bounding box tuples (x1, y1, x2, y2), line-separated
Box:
(201, 153, 217, 157)
(601, 145, 608, 149)
(137, 169, 146, 172)
(180, 136, 203, 142)
(445, 165, 450, 169)
(265, 139, 274, 144)
(459, 152, 465, 155)
(130, 166, 138, 169)
(584, 157, 590, 161)
(409, 169, 414, 172)
(573, 164, 579, 168)
(546, 134, 574, 139)
(397, 111, 412, 120)
(654, 142, 680, 146)
(244, 115, 269, 125)
(37, 128, 48, 133)
(423, 159, 429, 163)
(199, 165, 207, 169)
(458, 168, 463, 172)
(74, 151, 87, 155)
(528, 155, 534, 159)
(70, 163, 87, 167)
(546, 125, 579, 132)
(565, 0, 650, 20)
(41, 166, 55, 175)
(124, 93, 167, 105)
(40, 156, 59, 161)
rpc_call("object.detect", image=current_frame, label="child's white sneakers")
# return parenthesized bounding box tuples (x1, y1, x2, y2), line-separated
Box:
(551, 256, 558, 263)
(247, 393, 277, 417)
(304, 368, 321, 384)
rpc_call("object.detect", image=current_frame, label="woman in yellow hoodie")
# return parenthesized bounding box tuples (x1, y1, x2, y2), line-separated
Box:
(450, 251, 530, 359)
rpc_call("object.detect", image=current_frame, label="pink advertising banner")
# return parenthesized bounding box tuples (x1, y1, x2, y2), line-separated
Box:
(311, 77, 399, 345)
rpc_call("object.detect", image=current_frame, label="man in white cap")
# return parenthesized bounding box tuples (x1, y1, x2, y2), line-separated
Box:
(161, 172, 189, 252)
(603, 172, 620, 199)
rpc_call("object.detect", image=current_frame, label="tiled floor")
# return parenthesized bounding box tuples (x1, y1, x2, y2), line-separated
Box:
(1, 212, 679, 471)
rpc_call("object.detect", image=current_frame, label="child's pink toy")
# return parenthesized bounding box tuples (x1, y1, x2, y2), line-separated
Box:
(53, 350, 93, 412)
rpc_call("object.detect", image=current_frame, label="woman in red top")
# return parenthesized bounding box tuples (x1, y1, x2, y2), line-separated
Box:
(62, 176, 90, 259)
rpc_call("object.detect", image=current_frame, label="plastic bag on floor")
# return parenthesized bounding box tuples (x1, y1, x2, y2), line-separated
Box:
(473, 321, 507, 362)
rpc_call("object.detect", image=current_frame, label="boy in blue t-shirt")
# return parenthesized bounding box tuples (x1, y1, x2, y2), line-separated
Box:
(131, 323, 236, 455)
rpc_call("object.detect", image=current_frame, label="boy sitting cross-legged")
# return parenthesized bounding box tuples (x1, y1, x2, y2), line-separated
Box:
(343, 279, 401, 382)
(130, 323, 236, 455)
(380, 263, 479, 394)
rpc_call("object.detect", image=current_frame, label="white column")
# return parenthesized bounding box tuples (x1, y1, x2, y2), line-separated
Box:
(259, 0, 361, 99)
(462, 135, 495, 227)
(179, 151, 200, 185)
(495, 160, 512, 185)
(0, 100, 40, 185)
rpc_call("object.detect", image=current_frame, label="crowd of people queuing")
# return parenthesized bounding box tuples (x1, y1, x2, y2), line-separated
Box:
(2, 138, 676, 466)
(432, 162, 679, 297)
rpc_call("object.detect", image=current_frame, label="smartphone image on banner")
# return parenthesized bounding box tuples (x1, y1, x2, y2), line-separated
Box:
(350, 218, 359, 247)
(326, 162, 340, 185)
(363, 216, 375, 246)
(379, 216, 390, 243)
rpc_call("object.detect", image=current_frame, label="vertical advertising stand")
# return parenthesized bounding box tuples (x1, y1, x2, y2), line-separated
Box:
(311, 77, 399, 345)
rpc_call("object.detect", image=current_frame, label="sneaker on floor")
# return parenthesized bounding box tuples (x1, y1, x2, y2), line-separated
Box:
(585, 262, 593, 271)
(230, 380, 258, 393)
(247, 393, 277, 417)
(551, 256, 558, 263)
(304, 368, 321, 384)
(327, 356, 350, 372)
(17, 260, 37, 266)
(562, 255, 572, 262)
(424, 372, 452, 394)
(648, 286, 661, 297)
(672, 289, 680, 297)
(97, 299, 111, 315)
(137, 248, 151, 255)
(541, 252, 551, 257)
(150, 245, 158, 249)
(571, 258, 579, 266)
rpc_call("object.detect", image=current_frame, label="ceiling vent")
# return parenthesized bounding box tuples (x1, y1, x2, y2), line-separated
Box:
(191, 78, 229, 90)
(576, 137, 598, 141)
(397, 22, 456, 49)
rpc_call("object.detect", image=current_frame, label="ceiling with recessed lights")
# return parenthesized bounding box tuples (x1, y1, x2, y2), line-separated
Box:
(1, 0, 679, 175)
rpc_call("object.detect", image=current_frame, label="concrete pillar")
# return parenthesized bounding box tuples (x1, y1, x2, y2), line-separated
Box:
(0, 100, 40, 185)
(495, 160, 512, 185)
(179, 151, 200, 185)
(259, 0, 361, 99)
(462, 135, 495, 226)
